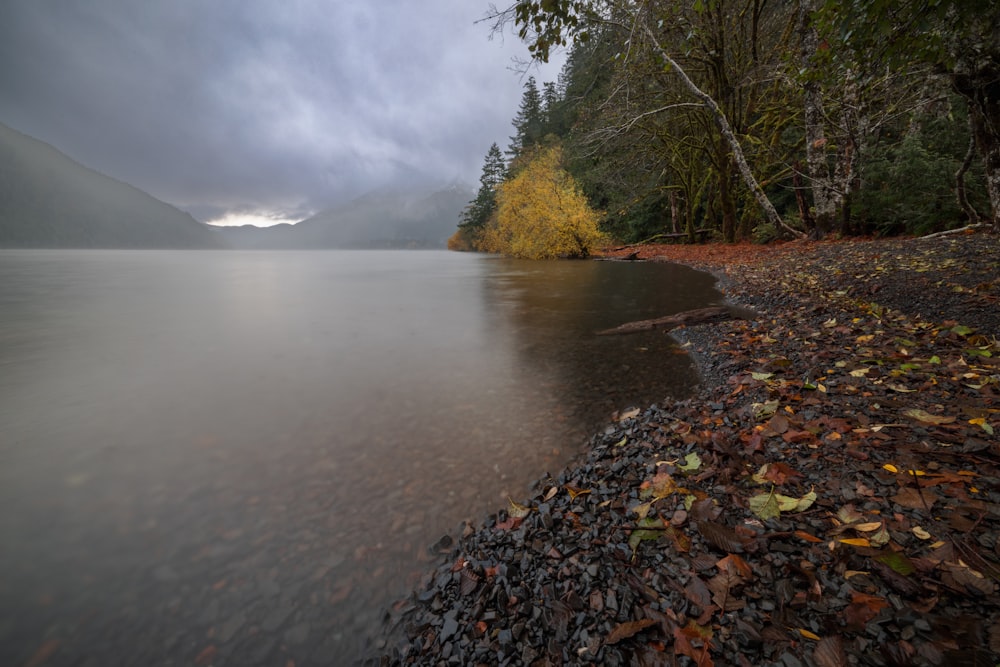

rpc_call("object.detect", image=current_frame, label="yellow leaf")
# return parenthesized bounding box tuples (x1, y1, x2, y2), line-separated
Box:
(798, 629, 821, 641)
(883, 464, 899, 473)
(912, 526, 931, 539)
(507, 497, 531, 518)
(839, 538, 872, 547)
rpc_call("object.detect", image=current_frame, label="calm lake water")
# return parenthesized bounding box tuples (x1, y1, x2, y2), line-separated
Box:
(0, 250, 721, 666)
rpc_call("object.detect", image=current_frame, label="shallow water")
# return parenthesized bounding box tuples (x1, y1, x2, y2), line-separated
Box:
(0, 249, 721, 666)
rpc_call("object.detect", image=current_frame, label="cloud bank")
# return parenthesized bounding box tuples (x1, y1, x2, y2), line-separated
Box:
(0, 1, 564, 223)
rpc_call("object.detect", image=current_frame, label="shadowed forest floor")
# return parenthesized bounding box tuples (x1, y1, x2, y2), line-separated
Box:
(375, 231, 1000, 666)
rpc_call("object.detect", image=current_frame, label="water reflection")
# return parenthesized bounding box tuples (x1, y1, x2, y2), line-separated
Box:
(0, 250, 722, 666)
(482, 258, 719, 423)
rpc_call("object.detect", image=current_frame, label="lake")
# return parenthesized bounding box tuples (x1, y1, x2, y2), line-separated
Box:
(0, 250, 722, 666)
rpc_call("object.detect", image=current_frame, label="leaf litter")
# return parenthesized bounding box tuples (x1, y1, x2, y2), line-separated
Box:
(375, 233, 1000, 666)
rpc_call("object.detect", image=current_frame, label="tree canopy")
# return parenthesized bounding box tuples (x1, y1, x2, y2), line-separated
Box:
(481, 145, 605, 259)
(454, 0, 995, 253)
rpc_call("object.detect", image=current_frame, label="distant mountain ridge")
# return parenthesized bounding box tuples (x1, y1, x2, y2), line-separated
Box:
(216, 182, 474, 250)
(0, 121, 221, 248)
(0, 121, 473, 250)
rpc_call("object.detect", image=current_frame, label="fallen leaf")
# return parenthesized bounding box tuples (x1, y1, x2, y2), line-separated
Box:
(839, 538, 871, 547)
(853, 522, 883, 532)
(798, 628, 821, 641)
(876, 552, 915, 576)
(618, 407, 641, 421)
(507, 497, 531, 518)
(836, 505, 866, 524)
(970, 417, 995, 435)
(891, 487, 938, 510)
(912, 526, 931, 539)
(697, 521, 746, 553)
(844, 591, 888, 630)
(678, 452, 702, 472)
(628, 517, 666, 553)
(748, 491, 781, 520)
(812, 635, 850, 667)
(605, 618, 656, 645)
(641, 471, 679, 499)
(673, 621, 714, 667)
(903, 408, 955, 425)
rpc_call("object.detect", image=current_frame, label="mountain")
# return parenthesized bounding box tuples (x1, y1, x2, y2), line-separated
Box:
(0, 122, 222, 248)
(216, 183, 474, 249)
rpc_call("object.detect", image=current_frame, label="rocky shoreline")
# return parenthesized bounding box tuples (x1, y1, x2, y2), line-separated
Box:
(366, 233, 1000, 666)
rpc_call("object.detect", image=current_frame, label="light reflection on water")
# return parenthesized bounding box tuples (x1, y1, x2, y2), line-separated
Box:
(0, 250, 721, 665)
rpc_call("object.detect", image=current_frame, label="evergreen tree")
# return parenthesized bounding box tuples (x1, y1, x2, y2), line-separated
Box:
(541, 81, 564, 135)
(508, 76, 546, 158)
(458, 143, 507, 234)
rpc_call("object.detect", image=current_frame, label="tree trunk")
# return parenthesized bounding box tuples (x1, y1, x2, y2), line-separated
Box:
(638, 19, 805, 240)
(799, 2, 835, 236)
(962, 84, 1000, 228)
(669, 190, 680, 234)
(955, 131, 982, 224)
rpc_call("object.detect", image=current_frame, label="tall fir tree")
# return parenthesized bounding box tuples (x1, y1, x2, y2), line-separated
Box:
(459, 143, 507, 233)
(508, 76, 545, 158)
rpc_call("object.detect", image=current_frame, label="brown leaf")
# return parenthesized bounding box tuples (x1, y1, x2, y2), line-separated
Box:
(605, 618, 657, 645)
(689, 498, 722, 522)
(891, 487, 938, 510)
(764, 461, 800, 484)
(673, 621, 714, 667)
(494, 515, 523, 531)
(707, 570, 746, 612)
(940, 561, 996, 596)
(697, 521, 745, 553)
(812, 636, 849, 667)
(460, 568, 480, 596)
(718, 553, 754, 580)
(684, 576, 713, 609)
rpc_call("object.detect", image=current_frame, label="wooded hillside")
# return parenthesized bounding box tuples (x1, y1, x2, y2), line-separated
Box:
(455, 0, 999, 249)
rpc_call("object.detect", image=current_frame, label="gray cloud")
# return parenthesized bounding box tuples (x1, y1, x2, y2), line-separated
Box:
(0, 0, 563, 221)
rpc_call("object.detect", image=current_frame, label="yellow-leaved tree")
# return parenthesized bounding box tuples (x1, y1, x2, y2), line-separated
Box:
(481, 146, 604, 259)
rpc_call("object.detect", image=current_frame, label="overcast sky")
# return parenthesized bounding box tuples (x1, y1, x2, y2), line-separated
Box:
(0, 1, 564, 225)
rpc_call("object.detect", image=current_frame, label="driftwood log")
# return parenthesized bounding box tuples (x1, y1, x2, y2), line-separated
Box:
(597, 305, 745, 335)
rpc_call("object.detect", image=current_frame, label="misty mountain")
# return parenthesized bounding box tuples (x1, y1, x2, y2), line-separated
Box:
(0, 122, 221, 248)
(217, 183, 474, 249)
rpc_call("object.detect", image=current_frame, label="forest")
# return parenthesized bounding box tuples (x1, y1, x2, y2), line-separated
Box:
(449, 0, 1000, 257)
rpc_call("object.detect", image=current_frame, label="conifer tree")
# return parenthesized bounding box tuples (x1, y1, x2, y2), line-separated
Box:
(508, 76, 546, 158)
(456, 143, 507, 244)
